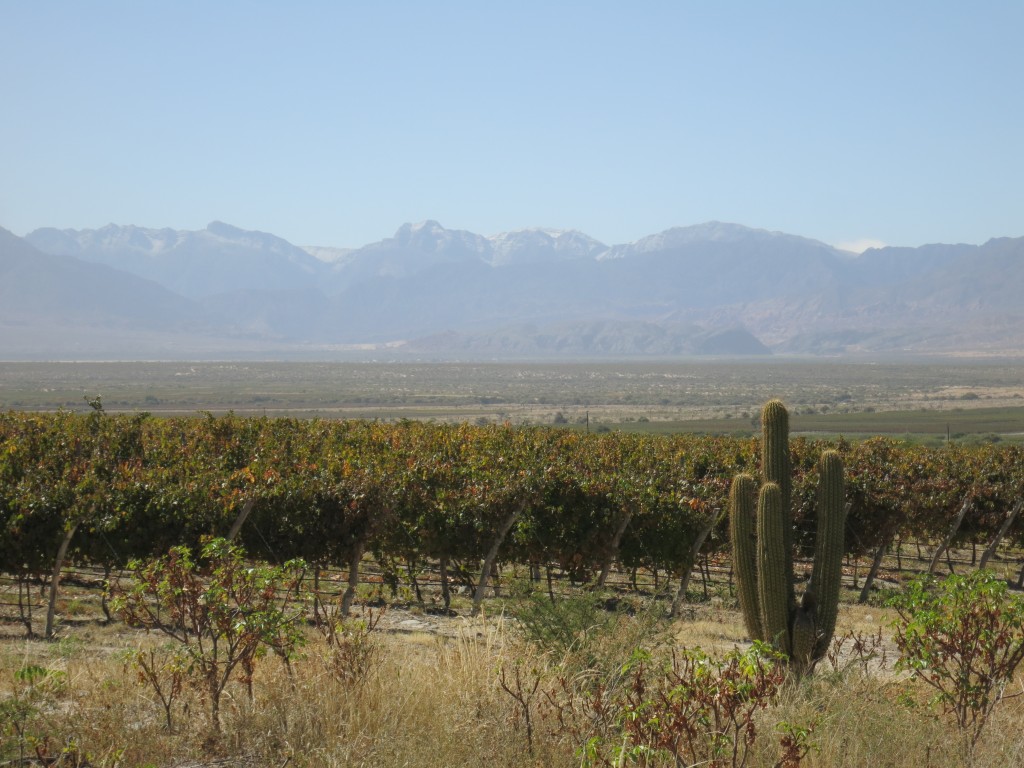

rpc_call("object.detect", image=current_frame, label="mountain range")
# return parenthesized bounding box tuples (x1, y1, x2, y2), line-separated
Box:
(1, 219, 1021, 360)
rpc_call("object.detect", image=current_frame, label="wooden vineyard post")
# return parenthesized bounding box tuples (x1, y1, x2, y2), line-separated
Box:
(671, 506, 723, 618)
(979, 500, 1024, 570)
(928, 494, 973, 575)
(227, 497, 256, 542)
(472, 500, 526, 615)
(45, 523, 79, 639)
(858, 538, 888, 604)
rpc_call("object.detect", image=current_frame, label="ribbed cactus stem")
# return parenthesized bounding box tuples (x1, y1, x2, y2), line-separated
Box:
(726, 400, 846, 674)
(756, 482, 791, 655)
(811, 449, 846, 658)
(729, 474, 761, 640)
(760, 399, 794, 608)
(760, 400, 791, 507)
(790, 593, 817, 674)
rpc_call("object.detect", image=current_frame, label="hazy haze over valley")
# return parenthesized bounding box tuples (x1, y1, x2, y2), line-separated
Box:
(1, 220, 1021, 360)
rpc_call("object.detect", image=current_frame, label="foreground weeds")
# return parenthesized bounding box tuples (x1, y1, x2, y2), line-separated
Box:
(3, 597, 1024, 767)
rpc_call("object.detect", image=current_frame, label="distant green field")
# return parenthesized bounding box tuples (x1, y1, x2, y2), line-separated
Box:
(597, 405, 1024, 444)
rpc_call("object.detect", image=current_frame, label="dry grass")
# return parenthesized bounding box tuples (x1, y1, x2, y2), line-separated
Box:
(0, 613, 565, 767)
(3, 600, 1024, 767)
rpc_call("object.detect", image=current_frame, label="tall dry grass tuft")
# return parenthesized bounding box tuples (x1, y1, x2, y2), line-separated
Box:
(760, 669, 950, 767)
(221, 613, 565, 767)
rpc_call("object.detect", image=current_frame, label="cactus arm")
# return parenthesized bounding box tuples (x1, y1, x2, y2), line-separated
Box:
(757, 482, 792, 655)
(760, 399, 795, 609)
(729, 473, 762, 640)
(760, 399, 792, 512)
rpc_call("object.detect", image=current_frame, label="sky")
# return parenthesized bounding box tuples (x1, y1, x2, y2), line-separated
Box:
(2, 1, 1023, 252)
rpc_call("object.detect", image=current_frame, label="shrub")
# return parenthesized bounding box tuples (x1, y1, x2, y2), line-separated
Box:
(111, 538, 307, 734)
(889, 570, 1024, 761)
(510, 593, 608, 658)
(510, 592, 660, 681)
(546, 643, 791, 767)
(0, 665, 67, 764)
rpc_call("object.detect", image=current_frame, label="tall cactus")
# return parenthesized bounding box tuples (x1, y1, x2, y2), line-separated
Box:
(730, 399, 846, 673)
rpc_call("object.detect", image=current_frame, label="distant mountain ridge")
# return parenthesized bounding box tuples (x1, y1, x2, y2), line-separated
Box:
(4, 219, 1022, 360)
(27, 221, 324, 298)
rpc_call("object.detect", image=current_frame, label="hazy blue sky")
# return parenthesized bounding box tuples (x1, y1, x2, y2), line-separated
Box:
(3, 1, 1022, 251)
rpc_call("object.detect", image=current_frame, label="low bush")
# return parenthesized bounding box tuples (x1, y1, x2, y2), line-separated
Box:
(889, 570, 1024, 763)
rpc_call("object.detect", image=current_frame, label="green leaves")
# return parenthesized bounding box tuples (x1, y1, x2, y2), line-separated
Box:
(111, 537, 307, 733)
(3, 409, 1024, 625)
(889, 570, 1024, 758)
(556, 643, 789, 767)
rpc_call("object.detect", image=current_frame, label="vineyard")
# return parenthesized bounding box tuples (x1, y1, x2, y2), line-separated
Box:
(3, 408, 1024, 636)
(4, 405, 1024, 766)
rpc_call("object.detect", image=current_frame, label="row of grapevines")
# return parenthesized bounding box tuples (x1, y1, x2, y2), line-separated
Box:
(2, 411, 1022, 623)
